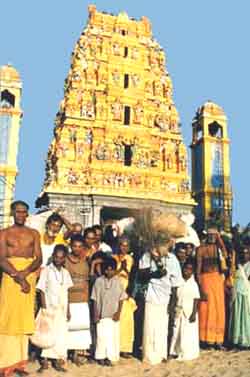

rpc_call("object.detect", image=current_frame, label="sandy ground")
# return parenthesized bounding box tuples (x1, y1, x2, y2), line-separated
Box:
(26, 350, 248, 377)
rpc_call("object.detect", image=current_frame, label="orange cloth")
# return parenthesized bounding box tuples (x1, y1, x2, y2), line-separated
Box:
(199, 271, 225, 344)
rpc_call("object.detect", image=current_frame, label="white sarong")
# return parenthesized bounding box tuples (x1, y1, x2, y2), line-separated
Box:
(41, 306, 68, 360)
(95, 318, 120, 362)
(67, 303, 91, 350)
(143, 302, 168, 365)
(170, 313, 199, 360)
(169, 276, 200, 361)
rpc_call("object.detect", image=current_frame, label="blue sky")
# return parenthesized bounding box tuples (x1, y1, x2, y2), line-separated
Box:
(0, 1, 248, 224)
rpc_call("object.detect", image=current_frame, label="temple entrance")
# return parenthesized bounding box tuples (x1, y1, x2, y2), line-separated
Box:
(100, 206, 141, 254)
(100, 206, 139, 223)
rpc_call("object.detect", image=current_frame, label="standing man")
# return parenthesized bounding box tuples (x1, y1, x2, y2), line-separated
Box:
(0, 201, 42, 377)
(196, 228, 228, 349)
(138, 237, 183, 365)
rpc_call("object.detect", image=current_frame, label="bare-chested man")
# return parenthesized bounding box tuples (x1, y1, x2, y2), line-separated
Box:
(196, 228, 228, 349)
(0, 201, 42, 377)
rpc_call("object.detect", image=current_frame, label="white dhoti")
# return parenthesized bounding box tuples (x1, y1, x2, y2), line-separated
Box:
(41, 307, 68, 360)
(143, 302, 168, 365)
(95, 318, 120, 362)
(67, 303, 91, 350)
(170, 314, 199, 361)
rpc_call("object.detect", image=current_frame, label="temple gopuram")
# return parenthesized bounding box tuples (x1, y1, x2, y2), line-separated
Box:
(38, 5, 195, 225)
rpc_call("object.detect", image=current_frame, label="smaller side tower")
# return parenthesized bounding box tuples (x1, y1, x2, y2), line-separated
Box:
(191, 101, 232, 231)
(0, 64, 23, 228)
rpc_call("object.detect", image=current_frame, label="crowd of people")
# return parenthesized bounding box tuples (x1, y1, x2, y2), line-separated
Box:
(0, 200, 250, 376)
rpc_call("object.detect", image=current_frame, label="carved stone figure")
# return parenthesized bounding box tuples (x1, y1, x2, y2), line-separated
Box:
(77, 142, 85, 158)
(145, 81, 153, 95)
(131, 47, 139, 60)
(155, 115, 168, 131)
(179, 155, 186, 171)
(111, 98, 122, 121)
(134, 101, 144, 124)
(67, 168, 79, 185)
(113, 42, 121, 56)
(68, 127, 77, 144)
(85, 129, 93, 144)
(112, 70, 120, 85)
(154, 81, 162, 96)
(131, 74, 140, 88)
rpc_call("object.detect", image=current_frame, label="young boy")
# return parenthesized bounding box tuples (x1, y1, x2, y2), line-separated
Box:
(36, 244, 73, 372)
(170, 260, 200, 361)
(91, 257, 126, 366)
(65, 234, 91, 365)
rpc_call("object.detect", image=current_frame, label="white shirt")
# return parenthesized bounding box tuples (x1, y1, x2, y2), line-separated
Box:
(99, 242, 112, 254)
(37, 264, 73, 313)
(177, 275, 200, 318)
(41, 244, 54, 267)
(139, 252, 183, 305)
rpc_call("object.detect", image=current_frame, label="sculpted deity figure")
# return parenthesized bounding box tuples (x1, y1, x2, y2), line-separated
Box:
(111, 98, 123, 121)
(86, 101, 95, 119)
(179, 179, 190, 192)
(68, 126, 77, 144)
(56, 142, 68, 158)
(131, 47, 139, 60)
(150, 151, 159, 167)
(96, 102, 105, 119)
(113, 42, 121, 56)
(81, 55, 88, 71)
(85, 129, 93, 145)
(113, 145, 123, 161)
(96, 35, 103, 54)
(99, 65, 108, 85)
(136, 151, 148, 168)
(170, 121, 179, 133)
(145, 80, 153, 95)
(134, 101, 144, 124)
(112, 69, 120, 85)
(153, 81, 162, 96)
(66, 90, 78, 113)
(147, 113, 154, 128)
(166, 153, 173, 169)
(131, 74, 140, 88)
(86, 67, 95, 84)
(77, 142, 85, 158)
(67, 168, 79, 185)
(148, 50, 158, 69)
(155, 115, 168, 131)
(95, 143, 109, 161)
(81, 167, 91, 185)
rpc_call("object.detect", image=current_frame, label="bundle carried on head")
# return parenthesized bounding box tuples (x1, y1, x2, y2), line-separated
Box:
(135, 208, 188, 256)
(151, 212, 187, 239)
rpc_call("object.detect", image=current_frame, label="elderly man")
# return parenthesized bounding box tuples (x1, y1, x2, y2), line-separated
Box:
(0, 201, 42, 377)
(138, 237, 182, 365)
(196, 228, 228, 349)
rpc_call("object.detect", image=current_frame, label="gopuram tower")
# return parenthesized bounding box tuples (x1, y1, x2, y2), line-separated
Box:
(191, 101, 232, 232)
(0, 64, 22, 228)
(38, 5, 195, 225)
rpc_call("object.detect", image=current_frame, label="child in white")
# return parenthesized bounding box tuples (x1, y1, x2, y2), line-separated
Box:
(91, 257, 126, 366)
(37, 244, 73, 372)
(170, 260, 200, 361)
